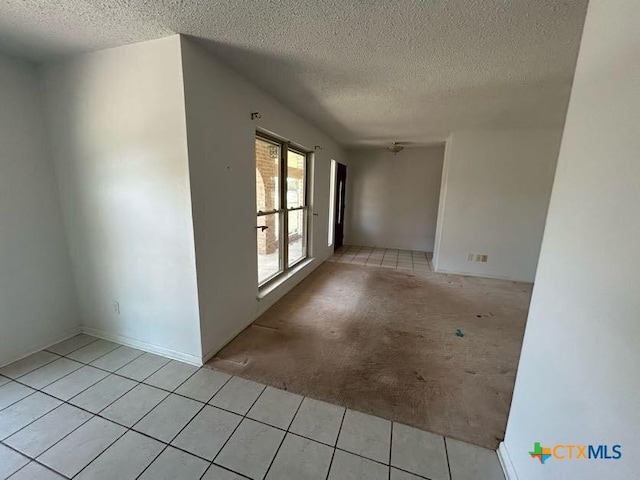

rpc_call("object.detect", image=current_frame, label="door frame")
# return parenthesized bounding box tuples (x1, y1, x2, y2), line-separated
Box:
(333, 162, 347, 250)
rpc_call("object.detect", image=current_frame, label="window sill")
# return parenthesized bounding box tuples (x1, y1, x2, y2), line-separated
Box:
(258, 258, 314, 300)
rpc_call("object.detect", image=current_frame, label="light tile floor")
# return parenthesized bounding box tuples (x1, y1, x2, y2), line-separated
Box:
(258, 237, 304, 284)
(328, 245, 434, 272)
(0, 335, 504, 480)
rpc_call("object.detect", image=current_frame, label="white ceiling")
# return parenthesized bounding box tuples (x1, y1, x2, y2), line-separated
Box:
(0, 0, 588, 146)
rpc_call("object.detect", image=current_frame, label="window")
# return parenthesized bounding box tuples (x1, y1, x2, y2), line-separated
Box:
(255, 132, 309, 286)
(328, 159, 337, 246)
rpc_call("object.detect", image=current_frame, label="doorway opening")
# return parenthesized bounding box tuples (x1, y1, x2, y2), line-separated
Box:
(332, 162, 347, 250)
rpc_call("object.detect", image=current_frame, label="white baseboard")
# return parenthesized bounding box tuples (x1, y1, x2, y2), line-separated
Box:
(0, 326, 82, 369)
(201, 256, 326, 365)
(434, 267, 532, 283)
(498, 442, 520, 480)
(81, 326, 202, 366)
(201, 320, 252, 365)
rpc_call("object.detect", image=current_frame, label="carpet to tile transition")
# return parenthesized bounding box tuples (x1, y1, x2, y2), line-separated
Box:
(206, 262, 531, 449)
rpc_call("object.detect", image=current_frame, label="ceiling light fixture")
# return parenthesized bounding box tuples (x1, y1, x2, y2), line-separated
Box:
(388, 142, 404, 154)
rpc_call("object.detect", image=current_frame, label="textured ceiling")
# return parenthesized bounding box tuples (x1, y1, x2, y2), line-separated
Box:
(0, 0, 588, 146)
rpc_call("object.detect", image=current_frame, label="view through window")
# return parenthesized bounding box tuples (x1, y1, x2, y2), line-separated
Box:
(256, 133, 309, 286)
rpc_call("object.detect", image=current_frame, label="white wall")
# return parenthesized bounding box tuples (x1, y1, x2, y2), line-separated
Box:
(179, 37, 346, 360)
(41, 36, 203, 363)
(433, 129, 562, 282)
(344, 147, 444, 251)
(501, 0, 639, 478)
(0, 53, 80, 366)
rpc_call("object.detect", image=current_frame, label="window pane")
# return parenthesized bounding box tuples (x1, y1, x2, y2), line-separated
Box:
(287, 149, 306, 208)
(256, 137, 280, 213)
(288, 209, 306, 266)
(257, 213, 281, 284)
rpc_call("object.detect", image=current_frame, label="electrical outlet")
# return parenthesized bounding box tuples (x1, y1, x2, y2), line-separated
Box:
(468, 253, 488, 262)
(112, 301, 120, 315)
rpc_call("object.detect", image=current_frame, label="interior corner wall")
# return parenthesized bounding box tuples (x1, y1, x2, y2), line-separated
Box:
(433, 129, 562, 282)
(501, 0, 639, 478)
(0, 52, 80, 366)
(40, 36, 203, 363)
(178, 37, 346, 361)
(344, 146, 444, 252)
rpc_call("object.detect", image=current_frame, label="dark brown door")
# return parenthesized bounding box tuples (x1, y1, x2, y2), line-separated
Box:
(334, 163, 347, 250)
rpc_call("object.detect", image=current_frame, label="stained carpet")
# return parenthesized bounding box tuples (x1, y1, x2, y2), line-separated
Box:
(206, 262, 530, 449)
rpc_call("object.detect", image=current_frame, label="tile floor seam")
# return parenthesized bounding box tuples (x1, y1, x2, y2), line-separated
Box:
(44, 336, 100, 357)
(141, 359, 199, 391)
(0, 395, 62, 443)
(334, 446, 391, 468)
(127, 365, 206, 439)
(14, 395, 127, 467)
(443, 437, 453, 480)
(134, 443, 169, 480)
(131, 386, 211, 447)
(350, 246, 363, 263)
(2, 379, 171, 458)
(47, 347, 147, 383)
(65, 342, 123, 366)
(6, 369, 430, 472)
(48, 349, 173, 394)
(0, 388, 38, 414)
(90, 347, 146, 373)
(93, 346, 146, 372)
(261, 423, 289, 480)
(62, 343, 168, 381)
(389, 421, 393, 480)
(334, 408, 347, 449)
(3, 355, 61, 382)
(364, 248, 374, 263)
(331, 246, 436, 272)
(132, 428, 212, 464)
(210, 383, 268, 469)
(387, 463, 434, 480)
(114, 355, 170, 384)
(138, 367, 225, 444)
(4, 382, 444, 480)
(286, 430, 334, 450)
(66, 423, 129, 479)
(203, 372, 235, 404)
(0, 440, 73, 480)
(2, 401, 87, 454)
(135, 388, 215, 480)
(30, 399, 222, 476)
(2, 376, 144, 465)
(20, 360, 86, 392)
(198, 373, 235, 407)
(284, 391, 306, 432)
(323, 407, 347, 480)
(3, 345, 477, 480)
(48, 370, 111, 403)
(260, 390, 308, 480)
(201, 463, 252, 480)
(79, 379, 139, 416)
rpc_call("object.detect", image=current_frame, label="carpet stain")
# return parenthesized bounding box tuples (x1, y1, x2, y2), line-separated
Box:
(206, 262, 531, 449)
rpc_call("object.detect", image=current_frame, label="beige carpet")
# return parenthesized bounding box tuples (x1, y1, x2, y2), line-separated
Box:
(206, 262, 531, 449)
